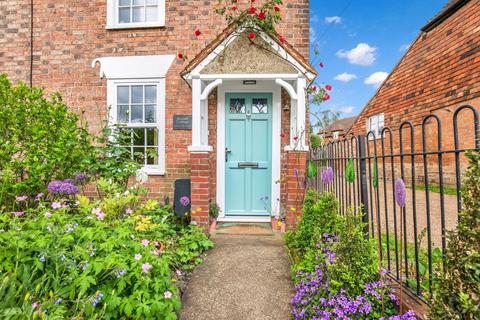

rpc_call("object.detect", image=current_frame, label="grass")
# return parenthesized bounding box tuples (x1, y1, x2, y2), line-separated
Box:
(378, 233, 443, 297)
(408, 183, 458, 196)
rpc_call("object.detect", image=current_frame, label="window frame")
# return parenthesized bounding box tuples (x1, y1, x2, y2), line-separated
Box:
(367, 113, 385, 139)
(332, 131, 340, 140)
(107, 78, 166, 175)
(106, 0, 165, 29)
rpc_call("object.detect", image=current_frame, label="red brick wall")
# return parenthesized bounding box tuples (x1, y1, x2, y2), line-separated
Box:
(0, 0, 311, 202)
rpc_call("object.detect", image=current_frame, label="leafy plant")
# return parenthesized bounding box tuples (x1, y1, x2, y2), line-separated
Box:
(430, 151, 480, 319)
(208, 201, 220, 220)
(0, 74, 94, 209)
(310, 133, 321, 149)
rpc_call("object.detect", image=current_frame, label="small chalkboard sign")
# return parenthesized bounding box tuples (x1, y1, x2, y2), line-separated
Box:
(173, 115, 192, 130)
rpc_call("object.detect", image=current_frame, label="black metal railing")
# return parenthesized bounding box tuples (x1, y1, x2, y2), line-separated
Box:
(307, 104, 479, 302)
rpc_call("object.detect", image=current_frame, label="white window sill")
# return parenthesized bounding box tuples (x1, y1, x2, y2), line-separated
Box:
(106, 23, 165, 30)
(142, 167, 165, 176)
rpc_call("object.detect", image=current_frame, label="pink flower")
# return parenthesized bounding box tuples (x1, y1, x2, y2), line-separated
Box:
(274, 5, 280, 12)
(92, 207, 105, 220)
(194, 29, 201, 37)
(141, 262, 152, 273)
(319, 62, 324, 68)
(51, 202, 62, 209)
(16, 195, 28, 202)
(150, 250, 160, 256)
(134, 253, 142, 261)
(164, 291, 173, 299)
(44, 211, 52, 218)
(141, 239, 149, 246)
(249, 6, 256, 14)
(258, 12, 265, 20)
(176, 270, 182, 277)
(32, 302, 38, 309)
(323, 93, 331, 101)
(12, 211, 25, 217)
(293, 136, 299, 141)
(35, 193, 44, 201)
(325, 84, 332, 91)
(125, 208, 133, 215)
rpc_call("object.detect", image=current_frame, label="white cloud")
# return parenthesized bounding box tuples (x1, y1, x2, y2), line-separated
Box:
(399, 43, 410, 52)
(310, 27, 317, 43)
(334, 73, 357, 82)
(340, 106, 355, 114)
(364, 72, 389, 88)
(336, 43, 377, 66)
(325, 16, 342, 24)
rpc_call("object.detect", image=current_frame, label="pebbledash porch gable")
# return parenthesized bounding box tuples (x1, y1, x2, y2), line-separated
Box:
(181, 23, 317, 231)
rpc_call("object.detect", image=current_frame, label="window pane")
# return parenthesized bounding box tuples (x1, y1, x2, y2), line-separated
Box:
(145, 85, 156, 103)
(146, 128, 158, 146)
(229, 98, 245, 114)
(133, 147, 146, 164)
(146, 0, 157, 5)
(117, 86, 129, 104)
(252, 98, 268, 114)
(119, 7, 131, 23)
(131, 104, 143, 123)
(117, 105, 129, 123)
(146, 147, 158, 165)
(145, 6, 158, 22)
(131, 85, 143, 103)
(133, 0, 144, 5)
(119, 0, 131, 6)
(132, 128, 145, 146)
(132, 6, 145, 22)
(145, 105, 156, 123)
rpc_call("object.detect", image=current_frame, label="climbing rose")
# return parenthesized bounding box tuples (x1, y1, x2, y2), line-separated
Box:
(249, 6, 256, 14)
(279, 36, 285, 44)
(194, 29, 201, 37)
(231, 5, 237, 11)
(325, 84, 332, 91)
(395, 178, 406, 208)
(258, 12, 265, 20)
(177, 53, 184, 60)
(319, 62, 324, 68)
(293, 136, 299, 141)
(323, 93, 330, 101)
(248, 31, 255, 40)
(274, 5, 280, 12)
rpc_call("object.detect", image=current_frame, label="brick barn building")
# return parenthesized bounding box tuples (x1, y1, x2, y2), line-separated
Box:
(0, 0, 316, 230)
(347, 0, 480, 185)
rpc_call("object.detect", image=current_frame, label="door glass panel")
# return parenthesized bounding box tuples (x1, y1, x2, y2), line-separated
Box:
(252, 98, 268, 114)
(229, 98, 246, 114)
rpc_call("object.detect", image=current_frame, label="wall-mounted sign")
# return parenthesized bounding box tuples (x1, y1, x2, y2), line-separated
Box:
(173, 115, 192, 130)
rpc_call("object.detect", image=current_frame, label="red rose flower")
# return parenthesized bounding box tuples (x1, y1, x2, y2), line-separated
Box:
(279, 36, 285, 44)
(319, 62, 324, 68)
(231, 5, 237, 11)
(280, 133, 286, 138)
(274, 5, 280, 12)
(293, 136, 299, 141)
(194, 29, 201, 37)
(312, 86, 317, 91)
(249, 6, 256, 14)
(258, 12, 266, 20)
(248, 31, 255, 40)
(325, 85, 332, 91)
(177, 53, 184, 60)
(323, 94, 330, 101)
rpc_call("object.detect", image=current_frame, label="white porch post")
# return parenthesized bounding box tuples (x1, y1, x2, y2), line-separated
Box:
(295, 77, 308, 150)
(188, 76, 212, 152)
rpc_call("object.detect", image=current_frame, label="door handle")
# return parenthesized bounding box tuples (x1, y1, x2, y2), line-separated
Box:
(225, 148, 231, 162)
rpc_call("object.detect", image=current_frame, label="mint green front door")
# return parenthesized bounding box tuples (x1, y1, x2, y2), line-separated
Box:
(225, 93, 272, 216)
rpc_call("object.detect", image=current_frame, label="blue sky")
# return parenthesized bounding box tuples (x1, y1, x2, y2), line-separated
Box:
(309, 0, 447, 119)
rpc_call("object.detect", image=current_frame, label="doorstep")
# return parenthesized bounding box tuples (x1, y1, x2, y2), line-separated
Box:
(213, 222, 274, 236)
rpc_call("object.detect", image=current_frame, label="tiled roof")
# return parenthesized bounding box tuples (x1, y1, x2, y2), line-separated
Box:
(421, 0, 470, 32)
(323, 116, 357, 134)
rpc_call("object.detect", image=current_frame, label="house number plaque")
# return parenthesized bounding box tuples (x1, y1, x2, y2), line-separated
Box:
(173, 115, 192, 130)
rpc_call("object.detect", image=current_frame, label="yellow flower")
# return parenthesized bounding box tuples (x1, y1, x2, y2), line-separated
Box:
(277, 221, 283, 226)
(290, 207, 296, 211)
(172, 278, 177, 283)
(197, 207, 203, 212)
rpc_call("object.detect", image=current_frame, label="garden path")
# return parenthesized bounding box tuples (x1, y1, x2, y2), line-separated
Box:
(179, 230, 292, 320)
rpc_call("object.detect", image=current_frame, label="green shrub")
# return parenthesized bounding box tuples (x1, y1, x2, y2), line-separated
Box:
(287, 190, 339, 252)
(329, 210, 379, 296)
(430, 151, 480, 319)
(310, 133, 321, 149)
(0, 75, 94, 208)
(0, 185, 213, 319)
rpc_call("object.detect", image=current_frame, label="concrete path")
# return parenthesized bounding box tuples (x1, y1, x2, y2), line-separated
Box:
(179, 232, 292, 320)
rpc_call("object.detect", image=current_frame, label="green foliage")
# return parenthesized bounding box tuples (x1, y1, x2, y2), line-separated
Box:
(286, 190, 340, 252)
(328, 211, 379, 296)
(310, 133, 321, 149)
(208, 202, 220, 220)
(306, 160, 317, 179)
(0, 75, 94, 209)
(345, 158, 355, 183)
(430, 151, 480, 320)
(0, 189, 213, 319)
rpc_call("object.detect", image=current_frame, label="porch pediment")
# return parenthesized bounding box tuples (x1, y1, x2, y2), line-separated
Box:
(181, 24, 317, 81)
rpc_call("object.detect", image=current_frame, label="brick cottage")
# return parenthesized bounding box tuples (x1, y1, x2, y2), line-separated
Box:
(1, 0, 316, 231)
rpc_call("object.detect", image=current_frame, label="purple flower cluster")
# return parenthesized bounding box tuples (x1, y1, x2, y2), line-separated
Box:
(395, 178, 406, 208)
(75, 172, 87, 183)
(321, 167, 334, 185)
(47, 180, 80, 195)
(291, 233, 416, 320)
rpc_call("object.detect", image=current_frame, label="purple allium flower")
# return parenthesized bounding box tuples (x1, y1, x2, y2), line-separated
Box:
(321, 167, 334, 185)
(74, 172, 87, 183)
(47, 180, 79, 195)
(16, 195, 28, 202)
(395, 178, 406, 208)
(180, 196, 190, 207)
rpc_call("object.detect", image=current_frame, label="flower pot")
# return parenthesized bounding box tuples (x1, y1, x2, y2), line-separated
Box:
(280, 220, 286, 233)
(209, 219, 217, 233)
(271, 217, 282, 231)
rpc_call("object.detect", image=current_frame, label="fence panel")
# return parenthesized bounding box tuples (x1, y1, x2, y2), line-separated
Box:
(307, 104, 479, 302)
